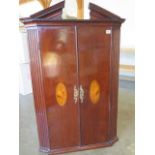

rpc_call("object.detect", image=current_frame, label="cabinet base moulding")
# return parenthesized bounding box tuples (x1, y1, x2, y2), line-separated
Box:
(39, 137, 118, 155)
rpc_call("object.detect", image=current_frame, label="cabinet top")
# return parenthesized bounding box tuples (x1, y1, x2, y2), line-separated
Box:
(20, 1, 125, 27)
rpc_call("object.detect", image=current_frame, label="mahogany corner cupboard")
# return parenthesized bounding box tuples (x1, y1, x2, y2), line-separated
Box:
(21, 1, 125, 155)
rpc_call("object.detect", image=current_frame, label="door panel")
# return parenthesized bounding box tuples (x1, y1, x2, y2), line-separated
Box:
(78, 26, 111, 145)
(40, 27, 80, 149)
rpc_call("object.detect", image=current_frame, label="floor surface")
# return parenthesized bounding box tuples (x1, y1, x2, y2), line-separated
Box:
(19, 80, 135, 155)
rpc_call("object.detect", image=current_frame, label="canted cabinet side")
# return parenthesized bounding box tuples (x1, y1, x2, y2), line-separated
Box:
(27, 29, 50, 152)
(108, 26, 121, 141)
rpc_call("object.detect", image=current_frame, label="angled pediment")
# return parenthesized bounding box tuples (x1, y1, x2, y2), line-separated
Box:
(30, 1, 65, 20)
(20, 1, 125, 25)
(89, 3, 125, 23)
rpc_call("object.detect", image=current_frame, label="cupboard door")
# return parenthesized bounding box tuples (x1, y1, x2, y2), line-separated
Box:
(40, 27, 80, 149)
(78, 26, 111, 145)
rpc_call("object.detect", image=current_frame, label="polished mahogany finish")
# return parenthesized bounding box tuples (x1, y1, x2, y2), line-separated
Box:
(78, 26, 112, 145)
(21, 2, 125, 155)
(30, 1, 65, 19)
(89, 3, 125, 23)
(40, 26, 80, 149)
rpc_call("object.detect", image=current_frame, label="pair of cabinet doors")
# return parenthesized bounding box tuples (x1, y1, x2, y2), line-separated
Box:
(38, 25, 112, 149)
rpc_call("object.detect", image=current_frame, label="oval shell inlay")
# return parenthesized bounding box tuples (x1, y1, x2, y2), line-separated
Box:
(56, 82, 67, 106)
(89, 80, 100, 104)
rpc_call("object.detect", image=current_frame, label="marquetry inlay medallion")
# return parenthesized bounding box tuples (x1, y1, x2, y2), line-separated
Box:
(89, 80, 100, 104)
(56, 82, 67, 106)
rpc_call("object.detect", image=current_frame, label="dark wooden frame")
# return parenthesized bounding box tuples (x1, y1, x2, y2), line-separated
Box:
(21, 2, 125, 155)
